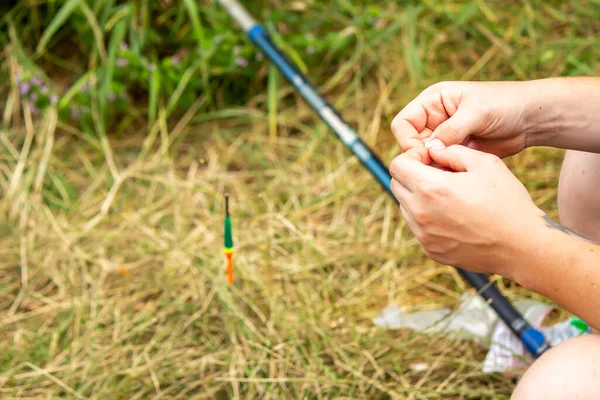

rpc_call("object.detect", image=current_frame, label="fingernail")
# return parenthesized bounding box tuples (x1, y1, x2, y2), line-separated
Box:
(426, 138, 445, 150)
(466, 140, 478, 150)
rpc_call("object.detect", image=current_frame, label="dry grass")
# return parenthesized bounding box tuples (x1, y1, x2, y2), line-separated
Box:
(1, 1, 598, 398)
(0, 90, 565, 400)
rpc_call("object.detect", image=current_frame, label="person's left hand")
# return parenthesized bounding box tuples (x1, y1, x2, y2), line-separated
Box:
(389, 144, 544, 279)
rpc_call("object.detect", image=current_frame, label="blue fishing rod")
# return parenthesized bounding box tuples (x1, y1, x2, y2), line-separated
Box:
(217, 0, 550, 358)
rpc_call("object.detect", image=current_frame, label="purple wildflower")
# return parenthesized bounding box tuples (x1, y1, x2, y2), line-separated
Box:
(234, 57, 248, 67)
(171, 55, 181, 65)
(40, 85, 49, 94)
(148, 63, 156, 71)
(306, 46, 315, 55)
(28, 104, 39, 115)
(120, 42, 128, 51)
(31, 76, 43, 86)
(31, 92, 39, 101)
(214, 35, 223, 44)
(116, 58, 128, 67)
(108, 92, 117, 102)
(255, 53, 264, 61)
(50, 94, 58, 104)
(20, 82, 30, 96)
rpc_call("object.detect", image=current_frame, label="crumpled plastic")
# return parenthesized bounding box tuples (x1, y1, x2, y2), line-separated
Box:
(373, 293, 589, 373)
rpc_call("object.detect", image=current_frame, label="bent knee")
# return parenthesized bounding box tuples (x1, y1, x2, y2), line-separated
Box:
(512, 334, 600, 400)
(558, 150, 600, 240)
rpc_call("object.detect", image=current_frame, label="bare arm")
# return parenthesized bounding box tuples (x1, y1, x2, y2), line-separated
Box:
(515, 213, 600, 330)
(525, 77, 600, 153)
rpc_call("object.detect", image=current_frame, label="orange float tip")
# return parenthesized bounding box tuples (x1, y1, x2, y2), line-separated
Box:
(226, 258, 234, 284)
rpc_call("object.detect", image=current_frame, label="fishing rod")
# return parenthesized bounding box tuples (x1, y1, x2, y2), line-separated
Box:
(217, 0, 550, 358)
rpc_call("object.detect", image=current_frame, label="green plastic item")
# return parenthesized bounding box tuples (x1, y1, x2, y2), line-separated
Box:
(570, 316, 589, 333)
(224, 194, 233, 250)
(224, 215, 233, 250)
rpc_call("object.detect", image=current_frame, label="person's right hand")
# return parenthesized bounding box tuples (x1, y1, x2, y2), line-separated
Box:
(391, 81, 537, 158)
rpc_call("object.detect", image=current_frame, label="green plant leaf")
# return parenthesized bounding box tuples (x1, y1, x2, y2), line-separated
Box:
(36, 0, 80, 55)
(99, 14, 128, 123)
(268, 65, 278, 144)
(58, 70, 96, 111)
(182, 0, 205, 45)
(149, 62, 160, 126)
(166, 60, 202, 116)
(77, 0, 107, 61)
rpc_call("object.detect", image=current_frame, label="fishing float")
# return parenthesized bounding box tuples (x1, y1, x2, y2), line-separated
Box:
(224, 193, 234, 284)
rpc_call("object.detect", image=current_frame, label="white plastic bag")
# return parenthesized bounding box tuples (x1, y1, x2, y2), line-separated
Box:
(373, 294, 589, 373)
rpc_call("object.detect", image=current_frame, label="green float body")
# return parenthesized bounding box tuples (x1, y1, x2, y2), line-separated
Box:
(224, 216, 234, 251)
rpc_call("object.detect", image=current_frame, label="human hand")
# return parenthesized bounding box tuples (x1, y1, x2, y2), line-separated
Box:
(391, 81, 537, 158)
(389, 144, 544, 279)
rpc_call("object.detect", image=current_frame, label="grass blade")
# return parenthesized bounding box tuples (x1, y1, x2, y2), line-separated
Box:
(58, 70, 96, 111)
(166, 60, 202, 116)
(403, 8, 424, 87)
(36, 0, 79, 55)
(182, 0, 211, 105)
(148, 61, 160, 126)
(268, 64, 278, 145)
(181, 0, 205, 45)
(99, 14, 127, 124)
(77, 0, 107, 61)
(98, 0, 117, 26)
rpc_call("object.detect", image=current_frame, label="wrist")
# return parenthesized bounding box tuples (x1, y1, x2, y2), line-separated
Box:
(508, 210, 582, 293)
(512, 213, 600, 331)
(521, 78, 564, 148)
(496, 207, 548, 286)
(522, 77, 597, 149)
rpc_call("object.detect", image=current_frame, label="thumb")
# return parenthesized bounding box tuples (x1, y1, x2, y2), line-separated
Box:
(425, 106, 483, 149)
(428, 144, 497, 172)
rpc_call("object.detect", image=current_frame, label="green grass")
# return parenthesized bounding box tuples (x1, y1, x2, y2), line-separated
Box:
(1, 0, 599, 398)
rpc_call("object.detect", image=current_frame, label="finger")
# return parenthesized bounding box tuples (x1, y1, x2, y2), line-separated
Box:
(416, 90, 454, 131)
(465, 137, 522, 159)
(402, 146, 433, 165)
(390, 178, 411, 206)
(432, 163, 454, 172)
(464, 138, 479, 150)
(399, 204, 422, 240)
(427, 137, 476, 172)
(426, 106, 486, 149)
(391, 91, 450, 151)
(391, 117, 425, 151)
(389, 148, 438, 192)
(418, 127, 434, 143)
(428, 144, 500, 172)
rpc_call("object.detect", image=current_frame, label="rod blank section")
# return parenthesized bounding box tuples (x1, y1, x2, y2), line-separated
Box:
(217, 0, 256, 31)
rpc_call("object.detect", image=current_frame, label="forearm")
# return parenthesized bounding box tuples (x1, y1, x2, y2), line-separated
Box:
(512, 213, 600, 330)
(524, 77, 600, 153)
